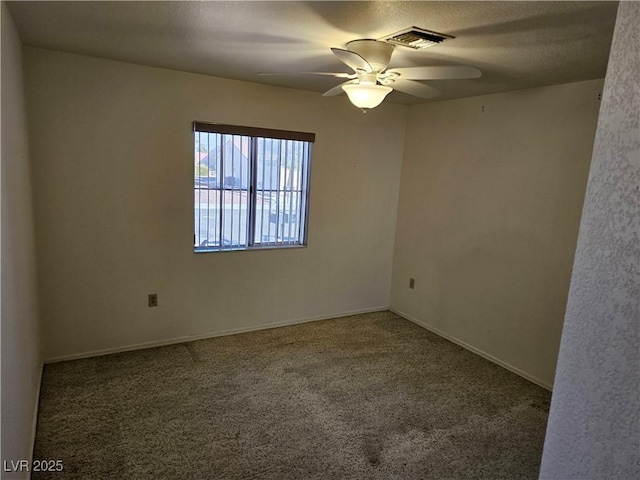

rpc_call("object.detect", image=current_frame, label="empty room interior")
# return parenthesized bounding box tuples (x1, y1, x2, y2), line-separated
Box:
(2, 1, 638, 479)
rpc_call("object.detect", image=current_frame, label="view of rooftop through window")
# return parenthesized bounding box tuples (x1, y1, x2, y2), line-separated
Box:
(193, 123, 313, 251)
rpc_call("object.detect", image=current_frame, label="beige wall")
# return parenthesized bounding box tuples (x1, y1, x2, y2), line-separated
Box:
(1, 4, 43, 476)
(541, 2, 640, 477)
(20, 42, 605, 387)
(24, 48, 407, 361)
(391, 79, 603, 388)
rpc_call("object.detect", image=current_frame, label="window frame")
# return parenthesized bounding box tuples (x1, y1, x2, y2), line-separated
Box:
(193, 121, 315, 253)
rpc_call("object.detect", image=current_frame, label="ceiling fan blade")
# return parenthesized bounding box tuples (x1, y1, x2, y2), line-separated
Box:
(322, 80, 357, 97)
(387, 65, 482, 80)
(331, 48, 373, 73)
(391, 80, 441, 99)
(259, 72, 355, 79)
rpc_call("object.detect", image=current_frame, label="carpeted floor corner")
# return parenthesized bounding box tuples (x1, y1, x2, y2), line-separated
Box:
(32, 311, 551, 479)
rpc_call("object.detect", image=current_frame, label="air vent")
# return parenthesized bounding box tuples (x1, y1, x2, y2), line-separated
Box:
(381, 27, 454, 49)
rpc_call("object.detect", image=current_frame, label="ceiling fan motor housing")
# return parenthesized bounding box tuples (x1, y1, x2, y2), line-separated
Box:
(346, 40, 395, 73)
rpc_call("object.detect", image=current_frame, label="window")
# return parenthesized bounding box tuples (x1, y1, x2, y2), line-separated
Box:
(193, 122, 314, 252)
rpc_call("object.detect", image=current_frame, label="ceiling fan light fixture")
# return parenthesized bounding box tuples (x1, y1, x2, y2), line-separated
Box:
(342, 84, 392, 110)
(345, 40, 394, 72)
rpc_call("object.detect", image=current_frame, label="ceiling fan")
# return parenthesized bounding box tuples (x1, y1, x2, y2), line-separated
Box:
(261, 39, 481, 111)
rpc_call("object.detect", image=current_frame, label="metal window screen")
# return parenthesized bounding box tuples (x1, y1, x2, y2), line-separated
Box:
(193, 123, 313, 252)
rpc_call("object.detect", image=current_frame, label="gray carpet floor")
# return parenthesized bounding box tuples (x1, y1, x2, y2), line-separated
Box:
(33, 311, 551, 479)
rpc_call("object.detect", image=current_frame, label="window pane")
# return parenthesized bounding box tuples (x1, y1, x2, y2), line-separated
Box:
(254, 138, 307, 246)
(195, 134, 249, 249)
(195, 132, 221, 248)
(194, 123, 312, 252)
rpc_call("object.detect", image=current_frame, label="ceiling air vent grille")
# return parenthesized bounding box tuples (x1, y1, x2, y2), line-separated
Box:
(382, 27, 454, 49)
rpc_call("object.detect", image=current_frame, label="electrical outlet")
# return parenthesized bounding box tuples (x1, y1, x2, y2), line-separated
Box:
(409, 278, 415, 289)
(148, 294, 158, 307)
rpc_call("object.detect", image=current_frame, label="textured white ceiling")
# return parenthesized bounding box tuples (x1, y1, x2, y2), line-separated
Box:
(7, 1, 619, 104)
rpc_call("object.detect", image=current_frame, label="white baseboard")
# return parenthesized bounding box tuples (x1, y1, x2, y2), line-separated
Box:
(390, 308, 553, 391)
(44, 306, 389, 364)
(44, 307, 553, 391)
